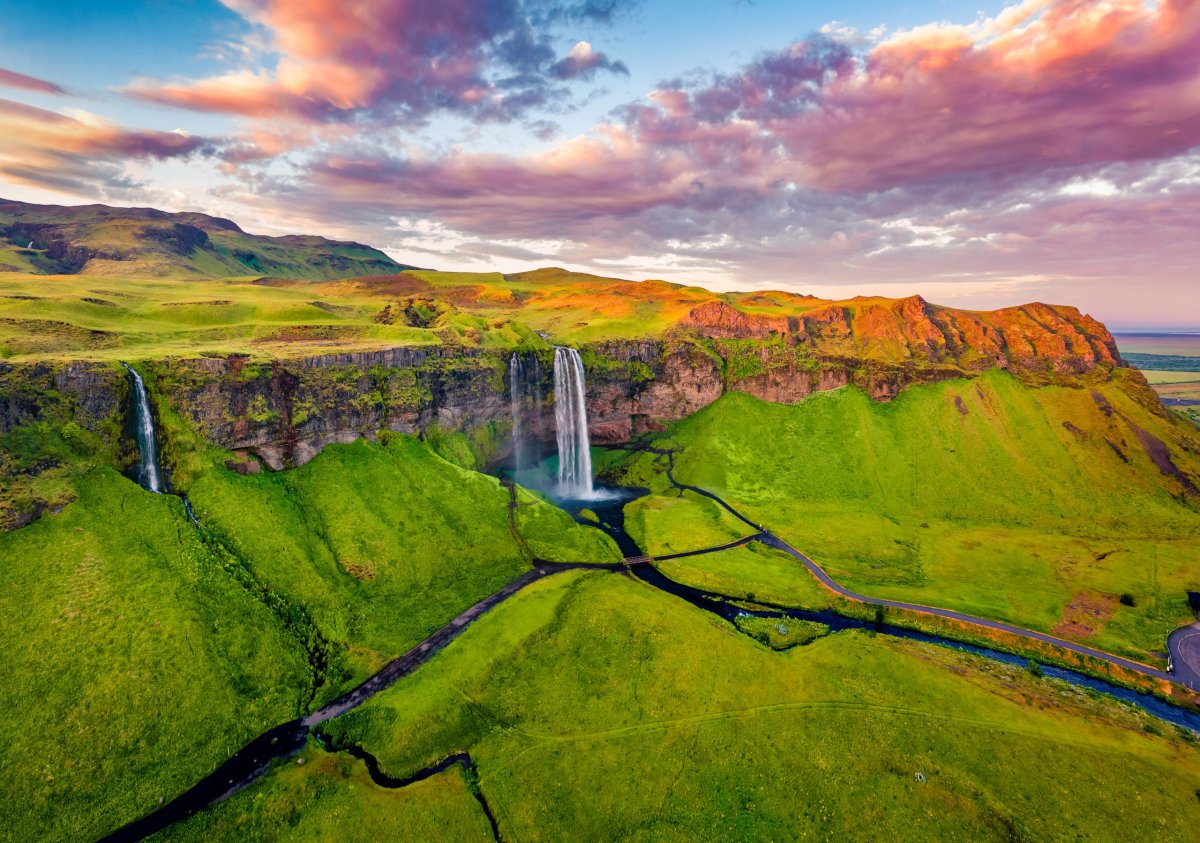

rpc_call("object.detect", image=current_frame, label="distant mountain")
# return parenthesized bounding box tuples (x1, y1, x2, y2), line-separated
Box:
(0, 199, 411, 280)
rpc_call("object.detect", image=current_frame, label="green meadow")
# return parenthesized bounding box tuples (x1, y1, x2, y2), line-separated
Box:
(0, 427, 617, 839)
(186, 434, 620, 694)
(0, 469, 310, 841)
(313, 570, 1200, 841)
(163, 747, 494, 842)
(616, 370, 1200, 662)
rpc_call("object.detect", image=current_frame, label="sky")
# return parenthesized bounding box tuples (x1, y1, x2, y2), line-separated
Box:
(0, 0, 1197, 329)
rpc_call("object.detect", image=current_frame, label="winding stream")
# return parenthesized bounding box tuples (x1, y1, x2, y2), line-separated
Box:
(565, 448, 1200, 735)
(101, 439, 1200, 841)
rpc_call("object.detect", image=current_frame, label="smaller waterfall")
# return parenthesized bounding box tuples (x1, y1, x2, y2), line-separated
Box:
(122, 363, 163, 493)
(553, 347, 593, 497)
(509, 353, 525, 474)
(531, 353, 543, 410)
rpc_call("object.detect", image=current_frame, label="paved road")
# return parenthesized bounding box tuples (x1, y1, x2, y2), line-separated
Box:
(755, 533, 1176, 684)
(646, 446, 1185, 688)
(1166, 623, 1200, 691)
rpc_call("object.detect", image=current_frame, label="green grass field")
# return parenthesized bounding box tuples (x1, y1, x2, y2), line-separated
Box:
(658, 543, 835, 609)
(0, 469, 311, 841)
(616, 371, 1200, 662)
(187, 434, 619, 694)
(316, 570, 1200, 840)
(1142, 370, 1200, 385)
(162, 745, 494, 842)
(623, 486, 749, 556)
(0, 427, 619, 838)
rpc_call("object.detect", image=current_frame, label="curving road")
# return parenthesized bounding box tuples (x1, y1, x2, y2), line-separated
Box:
(1166, 624, 1200, 691)
(754, 532, 1177, 684)
(644, 445, 1188, 689)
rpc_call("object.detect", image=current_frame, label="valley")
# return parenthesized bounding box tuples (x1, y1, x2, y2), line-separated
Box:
(1, 202, 1198, 842)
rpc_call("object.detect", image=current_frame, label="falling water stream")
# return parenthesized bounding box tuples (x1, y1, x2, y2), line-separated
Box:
(509, 353, 526, 475)
(122, 363, 163, 494)
(553, 347, 593, 496)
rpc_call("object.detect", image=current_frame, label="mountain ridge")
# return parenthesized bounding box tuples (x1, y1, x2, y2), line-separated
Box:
(0, 198, 410, 280)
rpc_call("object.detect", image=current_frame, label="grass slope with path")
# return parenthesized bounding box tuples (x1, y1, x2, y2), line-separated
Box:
(612, 370, 1200, 663)
(160, 746, 495, 842)
(0, 427, 617, 840)
(309, 570, 1200, 841)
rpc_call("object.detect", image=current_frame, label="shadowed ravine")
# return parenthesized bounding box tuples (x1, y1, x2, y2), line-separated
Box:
(101, 436, 1200, 841)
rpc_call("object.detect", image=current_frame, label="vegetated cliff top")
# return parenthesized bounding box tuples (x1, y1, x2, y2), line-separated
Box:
(0, 198, 410, 280)
(0, 203, 1117, 376)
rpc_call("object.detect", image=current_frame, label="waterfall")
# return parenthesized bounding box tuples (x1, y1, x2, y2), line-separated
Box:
(122, 363, 163, 493)
(509, 353, 525, 474)
(532, 353, 543, 410)
(553, 347, 593, 496)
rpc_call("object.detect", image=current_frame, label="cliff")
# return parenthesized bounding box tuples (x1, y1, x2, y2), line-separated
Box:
(2, 299, 1187, 536)
(137, 309, 1125, 474)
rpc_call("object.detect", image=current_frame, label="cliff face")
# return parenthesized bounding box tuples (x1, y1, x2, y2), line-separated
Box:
(142, 306, 1123, 471)
(0, 361, 124, 436)
(0, 294, 1127, 477)
(683, 296, 1118, 375)
(150, 348, 508, 470)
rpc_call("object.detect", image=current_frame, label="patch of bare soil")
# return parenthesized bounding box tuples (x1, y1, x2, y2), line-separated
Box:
(1052, 591, 1116, 639)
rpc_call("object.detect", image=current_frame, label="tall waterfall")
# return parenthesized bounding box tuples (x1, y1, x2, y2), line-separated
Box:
(122, 363, 163, 494)
(553, 347, 593, 496)
(509, 353, 525, 474)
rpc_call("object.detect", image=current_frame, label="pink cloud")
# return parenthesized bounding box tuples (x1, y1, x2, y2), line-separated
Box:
(779, 0, 1200, 190)
(0, 67, 66, 96)
(126, 0, 634, 124)
(0, 97, 216, 195)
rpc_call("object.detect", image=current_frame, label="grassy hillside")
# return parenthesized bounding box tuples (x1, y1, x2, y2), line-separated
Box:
(0, 414, 618, 838)
(0, 469, 311, 841)
(614, 370, 1200, 661)
(166, 748, 494, 842)
(187, 435, 620, 693)
(0, 199, 407, 280)
(310, 571, 1200, 840)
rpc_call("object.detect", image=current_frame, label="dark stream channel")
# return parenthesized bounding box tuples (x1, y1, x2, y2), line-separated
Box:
(105, 446, 1198, 841)
(546, 450, 1200, 737)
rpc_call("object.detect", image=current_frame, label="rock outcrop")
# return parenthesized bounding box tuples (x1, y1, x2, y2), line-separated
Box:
(0, 295, 1129, 475)
(141, 302, 1123, 470)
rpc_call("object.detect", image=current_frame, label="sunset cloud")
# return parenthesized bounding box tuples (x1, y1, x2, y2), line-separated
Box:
(126, 0, 635, 125)
(243, 1, 1200, 242)
(551, 41, 628, 79)
(0, 98, 216, 196)
(1, 0, 1196, 326)
(0, 67, 67, 96)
